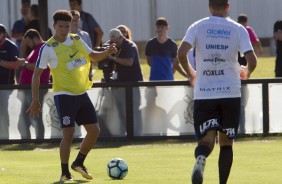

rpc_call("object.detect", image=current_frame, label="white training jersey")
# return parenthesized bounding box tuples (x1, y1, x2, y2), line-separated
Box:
(183, 16, 253, 100)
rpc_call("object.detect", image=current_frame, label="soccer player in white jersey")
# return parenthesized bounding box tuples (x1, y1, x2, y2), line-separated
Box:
(27, 10, 117, 181)
(177, 0, 257, 183)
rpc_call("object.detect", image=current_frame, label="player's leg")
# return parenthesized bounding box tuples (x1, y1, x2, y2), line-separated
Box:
(71, 93, 99, 180)
(218, 98, 240, 184)
(71, 124, 99, 180)
(192, 99, 220, 184)
(192, 130, 217, 184)
(60, 127, 75, 181)
(54, 94, 78, 181)
(218, 132, 233, 184)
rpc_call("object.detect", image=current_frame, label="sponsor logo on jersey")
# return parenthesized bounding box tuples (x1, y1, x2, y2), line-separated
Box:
(203, 70, 224, 76)
(207, 28, 231, 39)
(206, 44, 229, 50)
(199, 86, 231, 94)
(203, 53, 225, 65)
(200, 118, 220, 134)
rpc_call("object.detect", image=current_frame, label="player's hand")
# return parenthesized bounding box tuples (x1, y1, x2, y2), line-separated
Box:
(240, 65, 249, 80)
(26, 100, 42, 118)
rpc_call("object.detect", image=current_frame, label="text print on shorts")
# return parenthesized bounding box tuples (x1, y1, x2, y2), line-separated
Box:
(63, 116, 71, 126)
(66, 57, 87, 70)
(200, 118, 220, 134)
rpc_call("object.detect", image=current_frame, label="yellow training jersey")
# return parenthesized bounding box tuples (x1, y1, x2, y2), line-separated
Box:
(46, 34, 93, 94)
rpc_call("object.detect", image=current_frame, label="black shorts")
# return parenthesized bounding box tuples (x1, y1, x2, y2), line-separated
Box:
(193, 98, 241, 140)
(54, 93, 97, 128)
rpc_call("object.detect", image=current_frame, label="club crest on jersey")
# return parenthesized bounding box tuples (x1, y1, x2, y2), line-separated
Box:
(52, 42, 59, 47)
(74, 35, 80, 40)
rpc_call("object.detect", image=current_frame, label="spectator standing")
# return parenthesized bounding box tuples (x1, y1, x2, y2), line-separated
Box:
(177, 0, 257, 184)
(69, 0, 103, 48)
(27, 10, 117, 182)
(0, 24, 19, 84)
(274, 20, 282, 77)
(70, 10, 92, 48)
(11, 0, 30, 49)
(16, 29, 50, 139)
(21, 4, 52, 58)
(237, 14, 262, 66)
(145, 17, 187, 81)
(0, 24, 19, 139)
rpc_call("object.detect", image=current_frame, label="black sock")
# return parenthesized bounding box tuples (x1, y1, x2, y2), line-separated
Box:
(194, 144, 212, 158)
(74, 152, 87, 166)
(61, 163, 70, 175)
(218, 146, 233, 184)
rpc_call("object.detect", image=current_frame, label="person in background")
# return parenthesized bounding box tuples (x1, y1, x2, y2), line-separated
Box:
(26, 10, 117, 182)
(0, 24, 19, 84)
(0, 23, 19, 140)
(11, 0, 30, 49)
(69, 0, 103, 48)
(108, 28, 143, 82)
(273, 20, 282, 77)
(177, 0, 257, 183)
(237, 14, 262, 66)
(16, 29, 50, 139)
(20, 4, 52, 58)
(116, 24, 132, 40)
(70, 10, 92, 48)
(145, 17, 188, 81)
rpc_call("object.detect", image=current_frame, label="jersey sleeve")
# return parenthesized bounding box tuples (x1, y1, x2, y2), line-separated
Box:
(36, 43, 51, 69)
(239, 26, 254, 55)
(81, 39, 92, 54)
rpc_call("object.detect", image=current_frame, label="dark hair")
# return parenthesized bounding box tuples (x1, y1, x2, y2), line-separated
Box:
(70, 10, 80, 17)
(156, 17, 168, 27)
(53, 10, 73, 23)
(0, 24, 6, 33)
(24, 29, 41, 39)
(69, 0, 82, 5)
(238, 14, 248, 23)
(22, 0, 30, 5)
(209, 0, 228, 10)
(30, 4, 38, 18)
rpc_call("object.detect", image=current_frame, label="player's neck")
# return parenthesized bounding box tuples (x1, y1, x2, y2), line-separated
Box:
(53, 34, 67, 43)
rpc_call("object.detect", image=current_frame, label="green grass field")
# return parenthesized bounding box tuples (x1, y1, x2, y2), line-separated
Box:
(92, 56, 276, 82)
(0, 138, 281, 184)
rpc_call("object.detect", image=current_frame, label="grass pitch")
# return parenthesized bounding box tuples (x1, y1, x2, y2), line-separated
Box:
(0, 138, 281, 184)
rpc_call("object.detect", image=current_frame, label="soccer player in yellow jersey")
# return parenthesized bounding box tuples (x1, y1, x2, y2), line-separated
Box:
(27, 10, 117, 181)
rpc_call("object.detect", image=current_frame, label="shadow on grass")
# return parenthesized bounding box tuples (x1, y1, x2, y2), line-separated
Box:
(53, 179, 90, 184)
(0, 143, 60, 151)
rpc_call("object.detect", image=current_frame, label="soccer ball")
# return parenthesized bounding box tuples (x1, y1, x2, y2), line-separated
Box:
(106, 158, 128, 179)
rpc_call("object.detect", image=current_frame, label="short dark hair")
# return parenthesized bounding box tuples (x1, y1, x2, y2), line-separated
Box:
(156, 17, 168, 27)
(0, 24, 6, 33)
(30, 4, 38, 18)
(209, 0, 228, 10)
(69, 0, 82, 5)
(24, 29, 41, 39)
(53, 10, 73, 23)
(238, 14, 248, 23)
(22, 0, 30, 4)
